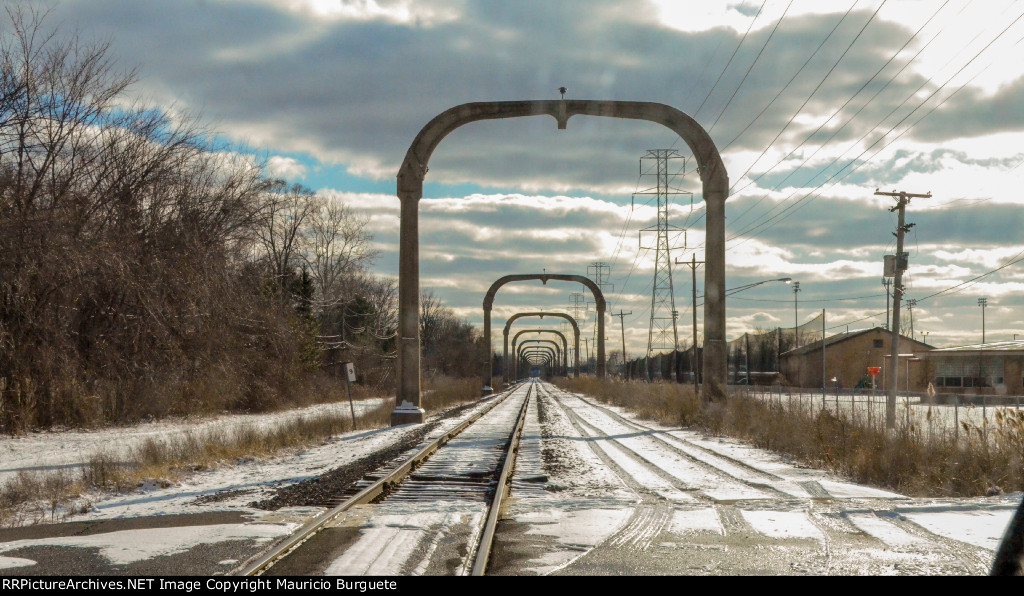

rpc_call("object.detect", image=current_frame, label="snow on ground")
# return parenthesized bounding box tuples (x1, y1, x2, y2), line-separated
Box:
(0, 395, 503, 572)
(899, 502, 1021, 551)
(0, 398, 391, 486)
(741, 510, 823, 540)
(0, 523, 299, 565)
(668, 508, 724, 535)
(526, 387, 1022, 573)
(1, 383, 1021, 574)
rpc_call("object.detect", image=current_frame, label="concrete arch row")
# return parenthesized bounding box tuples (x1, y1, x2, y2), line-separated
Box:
(503, 311, 580, 384)
(517, 340, 562, 377)
(512, 329, 569, 376)
(484, 273, 606, 388)
(393, 99, 727, 425)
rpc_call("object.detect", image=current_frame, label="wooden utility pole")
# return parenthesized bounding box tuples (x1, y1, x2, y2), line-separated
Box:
(676, 254, 704, 395)
(876, 189, 930, 428)
(613, 310, 633, 380)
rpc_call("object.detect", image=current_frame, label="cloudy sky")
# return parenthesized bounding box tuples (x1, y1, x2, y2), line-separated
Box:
(27, 0, 1024, 358)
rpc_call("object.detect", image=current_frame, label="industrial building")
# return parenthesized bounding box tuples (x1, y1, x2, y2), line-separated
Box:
(779, 327, 933, 391)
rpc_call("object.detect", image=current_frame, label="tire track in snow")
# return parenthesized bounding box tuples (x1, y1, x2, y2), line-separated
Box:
(550, 386, 777, 501)
(566, 390, 823, 499)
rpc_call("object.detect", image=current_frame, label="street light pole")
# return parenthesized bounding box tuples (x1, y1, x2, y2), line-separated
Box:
(979, 297, 987, 344)
(793, 281, 801, 347)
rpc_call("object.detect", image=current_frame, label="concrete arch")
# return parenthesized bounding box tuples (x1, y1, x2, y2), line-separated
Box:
(520, 345, 557, 364)
(503, 311, 580, 383)
(512, 329, 568, 376)
(483, 273, 606, 387)
(522, 351, 554, 365)
(517, 339, 561, 377)
(394, 99, 727, 424)
(520, 347, 556, 377)
(516, 339, 561, 370)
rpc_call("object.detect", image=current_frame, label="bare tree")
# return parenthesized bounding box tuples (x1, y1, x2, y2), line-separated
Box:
(253, 180, 316, 299)
(0, 9, 310, 428)
(302, 195, 377, 312)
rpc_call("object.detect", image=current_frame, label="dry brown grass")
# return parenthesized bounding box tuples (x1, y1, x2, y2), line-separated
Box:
(557, 378, 1024, 498)
(421, 376, 486, 414)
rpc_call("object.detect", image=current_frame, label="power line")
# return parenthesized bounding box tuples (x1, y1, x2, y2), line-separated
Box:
(691, 0, 769, 120)
(708, 0, 795, 133)
(724, 5, 1024, 248)
(731, 293, 887, 303)
(719, 0, 862, 152)
(726, 0, 947, 230)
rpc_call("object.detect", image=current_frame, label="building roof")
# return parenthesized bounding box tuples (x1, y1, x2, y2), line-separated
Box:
(923, 340, 1024, 355)
(782, 326, 932, 358)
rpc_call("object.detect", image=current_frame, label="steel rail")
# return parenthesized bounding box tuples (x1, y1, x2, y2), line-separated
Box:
(235, 382, 525, 576)
(470, 382, 532, 576)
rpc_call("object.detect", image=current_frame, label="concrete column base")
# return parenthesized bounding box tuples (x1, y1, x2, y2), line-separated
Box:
(390, 401, 426, 426)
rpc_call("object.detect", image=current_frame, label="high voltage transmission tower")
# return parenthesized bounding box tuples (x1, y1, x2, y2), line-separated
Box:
(569, 291, 587, 322)
(635, 149, 690, 367)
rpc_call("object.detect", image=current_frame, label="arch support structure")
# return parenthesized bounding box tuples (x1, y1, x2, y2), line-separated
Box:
(519, 345, 557, 377)
(483, 273, 605, 388)
(503, 312, 580, 383)
(516, 339, 562, 377)
(520, 345, 556, 370)
(512, 329, 569, 376)
(394, 99, 727, 425)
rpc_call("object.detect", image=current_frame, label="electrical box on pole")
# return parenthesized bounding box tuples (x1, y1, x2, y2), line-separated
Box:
(883, 255, 896, 277)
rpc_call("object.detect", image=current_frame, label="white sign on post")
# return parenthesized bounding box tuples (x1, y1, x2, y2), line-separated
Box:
(344, 362, 356, 383)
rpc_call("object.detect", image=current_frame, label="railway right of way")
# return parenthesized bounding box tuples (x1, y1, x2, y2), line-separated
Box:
(237, 380, 534, 576)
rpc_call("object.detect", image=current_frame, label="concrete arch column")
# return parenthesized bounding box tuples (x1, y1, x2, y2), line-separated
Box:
(512, 329, 569, 376)
(503, 312, 580, 384)
(483, 273, 607, 388)
(394, 99, 727, 425)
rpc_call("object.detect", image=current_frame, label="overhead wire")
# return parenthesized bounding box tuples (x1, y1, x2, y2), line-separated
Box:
(727, 0, 945, 230)
(691, 0, 769, 120)
(708, 0, 795, 134)
(718, 0, 861, 153)
(681, 0, 895, 234)
(723, 2, 1024, 248)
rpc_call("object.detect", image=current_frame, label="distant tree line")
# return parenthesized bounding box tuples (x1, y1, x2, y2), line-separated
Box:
(0, 8, 481, 431)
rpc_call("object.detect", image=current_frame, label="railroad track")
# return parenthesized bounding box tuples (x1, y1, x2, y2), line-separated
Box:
(236, 381, 533, 576)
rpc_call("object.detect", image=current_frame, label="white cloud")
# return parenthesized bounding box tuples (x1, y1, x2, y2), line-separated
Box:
(268, 0, 461, 25)
(266, 155, 308, 179)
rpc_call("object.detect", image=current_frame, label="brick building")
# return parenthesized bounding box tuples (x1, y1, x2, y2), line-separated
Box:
(779, 327, 933, 390)
(917, 341, 1024, 396)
